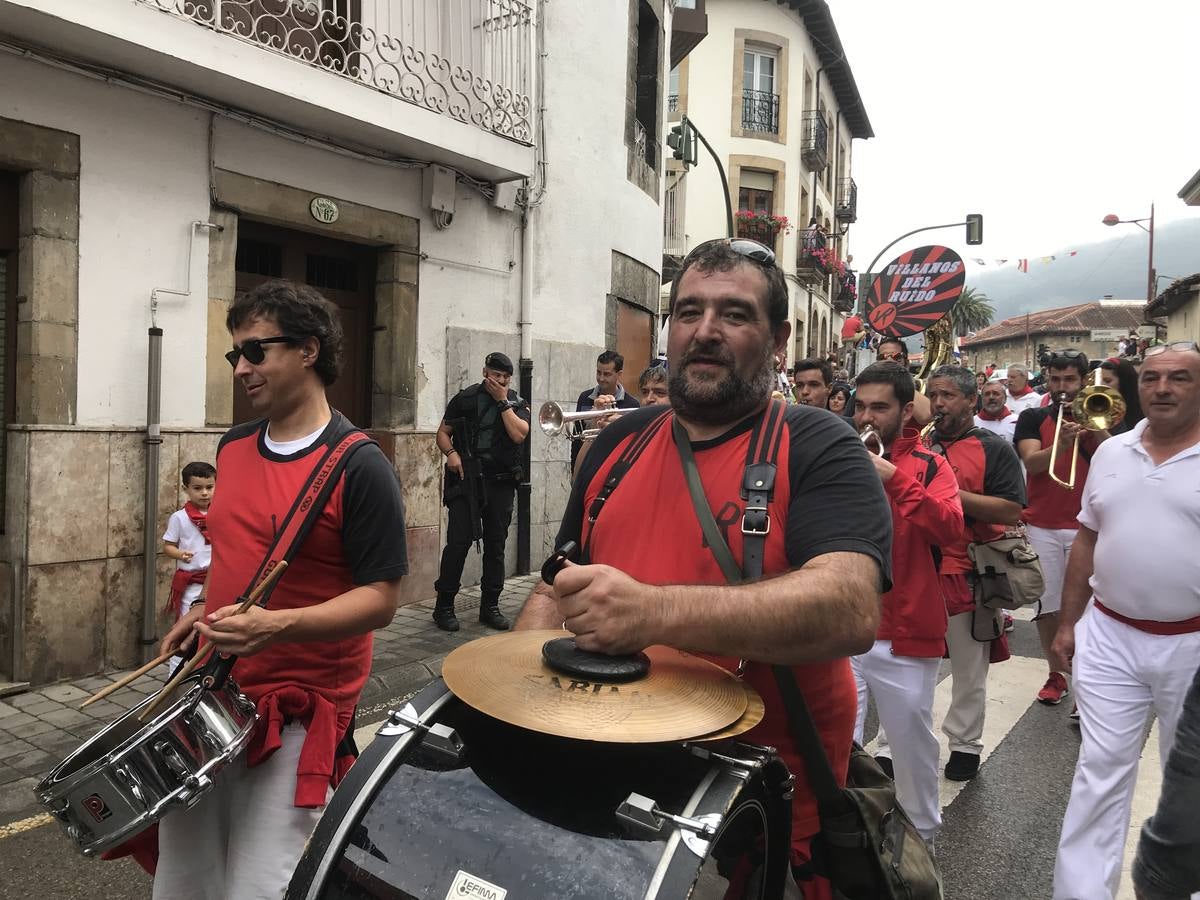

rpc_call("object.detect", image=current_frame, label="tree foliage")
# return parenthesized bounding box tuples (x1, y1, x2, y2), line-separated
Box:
(951, 286, 995, 337)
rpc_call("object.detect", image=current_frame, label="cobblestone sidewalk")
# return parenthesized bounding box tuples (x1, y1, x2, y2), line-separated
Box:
(0, 574, 539, 798)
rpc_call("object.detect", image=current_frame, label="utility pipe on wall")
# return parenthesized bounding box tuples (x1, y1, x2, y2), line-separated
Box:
(143, 220, 222, 659)
(516, 201, 535, 575)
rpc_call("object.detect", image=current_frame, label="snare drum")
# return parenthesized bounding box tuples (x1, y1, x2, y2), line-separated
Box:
(36, 675, 257, 857)
(287, 680, 795, 899)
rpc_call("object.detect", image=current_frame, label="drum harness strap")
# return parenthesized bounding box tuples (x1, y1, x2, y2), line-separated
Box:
(673, 400, 880, 884)
(205, 426, 373, 755)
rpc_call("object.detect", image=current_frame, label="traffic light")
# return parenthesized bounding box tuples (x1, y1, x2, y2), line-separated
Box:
(965, 213, 984, 245)
(667, 116, 697, 167)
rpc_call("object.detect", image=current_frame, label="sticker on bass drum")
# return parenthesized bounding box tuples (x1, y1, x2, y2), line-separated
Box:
(446, 870, 507, 900)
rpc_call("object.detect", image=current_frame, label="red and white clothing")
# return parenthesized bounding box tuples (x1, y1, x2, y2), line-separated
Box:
(974, 410, 1019, 444)
(563, 403, 892, 879)
(1015, 403, 1095, 618)
(1054, 420, 1200, 900)
(930, 426, 1024, 757)
(163, 504, 211, 616)
(154, 413, 408, 900)
(852, 430, 962, 839)
(1007, 385, 1043, 415)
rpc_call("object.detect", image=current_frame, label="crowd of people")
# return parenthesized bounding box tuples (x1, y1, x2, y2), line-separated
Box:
(148, 238, 1199, 900)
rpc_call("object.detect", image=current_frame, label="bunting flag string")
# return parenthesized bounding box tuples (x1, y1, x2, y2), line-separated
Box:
(968, 250, 1079, 273)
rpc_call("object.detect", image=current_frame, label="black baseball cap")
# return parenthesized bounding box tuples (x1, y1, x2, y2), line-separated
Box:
(484, 352, 514, 375)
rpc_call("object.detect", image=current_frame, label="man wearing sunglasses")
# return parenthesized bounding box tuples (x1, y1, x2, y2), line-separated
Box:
(876, 336, 935, 430)
(1015, 349, 1119, 707)
(1050, 342, 1200, 899)
(515, 237, 893, 895)
(155, 280, 408, 900)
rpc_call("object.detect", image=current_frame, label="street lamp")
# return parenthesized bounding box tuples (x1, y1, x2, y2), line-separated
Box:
(1102, 204, 1155, 305)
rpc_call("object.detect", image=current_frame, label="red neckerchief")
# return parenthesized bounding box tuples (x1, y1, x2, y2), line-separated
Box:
(184, 501, 210, 544)
(1009, 384, 1034, 398)
(978, 405, 1012, 421)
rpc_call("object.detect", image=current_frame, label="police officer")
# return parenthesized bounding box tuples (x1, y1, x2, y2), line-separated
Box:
(433, 352, 530, 631)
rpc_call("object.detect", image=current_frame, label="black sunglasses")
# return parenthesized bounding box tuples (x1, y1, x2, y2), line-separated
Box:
(225, 335, 303, 367)
(685, 238, 777, 267)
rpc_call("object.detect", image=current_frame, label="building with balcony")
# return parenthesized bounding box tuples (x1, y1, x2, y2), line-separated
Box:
(1145, 168, 1200, 343)
(662, 0, 871, 364)
(0, 0, 671, 685)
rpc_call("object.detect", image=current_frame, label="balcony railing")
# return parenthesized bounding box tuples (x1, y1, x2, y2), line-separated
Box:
(741, 89, 780, 135)
(138, 0, 534, 144)
(836, 177, 858, 223)
(801, 111, 828, 170)
(833, 269, 857, 312)
(795, 226, 829, 284)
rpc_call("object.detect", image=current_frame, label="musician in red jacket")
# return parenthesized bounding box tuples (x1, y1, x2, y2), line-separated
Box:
(851, 361, 965, 843)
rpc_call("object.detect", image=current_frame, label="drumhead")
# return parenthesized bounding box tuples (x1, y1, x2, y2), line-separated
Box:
(290, 685, 793, 900)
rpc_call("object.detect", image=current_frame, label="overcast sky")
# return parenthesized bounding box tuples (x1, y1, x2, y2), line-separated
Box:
(832, 1, 1200, 285)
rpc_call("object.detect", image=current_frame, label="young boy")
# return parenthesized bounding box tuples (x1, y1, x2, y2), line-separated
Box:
(163, 461, 215, 636)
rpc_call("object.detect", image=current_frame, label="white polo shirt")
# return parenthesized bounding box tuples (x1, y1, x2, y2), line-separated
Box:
(1079, 419, 1200, 621)
(974, 413, 1019, 444)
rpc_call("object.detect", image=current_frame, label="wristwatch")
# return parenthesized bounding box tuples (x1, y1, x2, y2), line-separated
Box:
(497, 399, 516, 411)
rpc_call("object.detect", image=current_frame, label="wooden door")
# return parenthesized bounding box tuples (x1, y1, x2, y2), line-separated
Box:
(615, 301, 653, 398)
(232, 221, 375, 427)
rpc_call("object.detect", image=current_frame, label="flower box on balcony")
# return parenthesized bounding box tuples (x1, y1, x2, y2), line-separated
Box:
(735, 210, 790, 244)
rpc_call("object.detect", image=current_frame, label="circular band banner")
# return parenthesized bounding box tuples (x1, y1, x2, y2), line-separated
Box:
(865, 245, 965, 337)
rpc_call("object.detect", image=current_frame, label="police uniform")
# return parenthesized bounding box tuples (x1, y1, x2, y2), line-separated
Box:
(433, 353, 530, 630)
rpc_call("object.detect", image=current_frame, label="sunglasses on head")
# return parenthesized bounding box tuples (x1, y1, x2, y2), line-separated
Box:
(686, 238, 777, 267)
(877, 350, 905, 362)
(225, 335, 303, 367)
(1144, 341, 1200, 359)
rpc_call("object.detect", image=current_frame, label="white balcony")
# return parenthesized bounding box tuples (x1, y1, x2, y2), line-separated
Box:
(0, 0, 535, 181)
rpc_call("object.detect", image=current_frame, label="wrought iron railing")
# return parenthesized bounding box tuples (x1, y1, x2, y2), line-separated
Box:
(138, 0, 534, 144)
(735, 216, 780, 246)
(836, 177, 857, 223)
(741, 89, 779, 134)
(833, 269, 857, 312)
(801, 110, 828, 170)
(796, 226, 829, 279)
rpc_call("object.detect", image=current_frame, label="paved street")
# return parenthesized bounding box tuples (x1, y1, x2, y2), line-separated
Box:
(0, 595, 1163, 899)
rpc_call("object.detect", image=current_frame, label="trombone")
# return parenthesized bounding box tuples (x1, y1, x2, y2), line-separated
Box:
(538, 401, 634, 440)
(1048, 369, 1126, 489)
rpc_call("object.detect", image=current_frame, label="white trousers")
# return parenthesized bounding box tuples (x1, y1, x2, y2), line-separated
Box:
(154, 724, 327, 900)
(852, 640, 942, 840)
(167, 583, 204, 676)
(1027, 525, 1076, 617)
(1052, 605, 1200, 900)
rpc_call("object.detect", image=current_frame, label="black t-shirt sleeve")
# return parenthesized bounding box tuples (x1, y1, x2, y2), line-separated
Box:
(980, 433, 1028, 506)
(783, 406, 893, 589)
(340, 444, 409, 584)
(1013, 408, 1044, 445)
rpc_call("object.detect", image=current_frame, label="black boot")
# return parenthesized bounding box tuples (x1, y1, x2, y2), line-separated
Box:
(432, 595, 460, 632)
(479, 602, 510, 631)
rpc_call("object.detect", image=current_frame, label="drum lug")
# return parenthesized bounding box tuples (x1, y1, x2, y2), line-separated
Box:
(616, 792, 721, 855)
(113, 764, 146, 809)
(421, 723, 465, 763)
(155, 741, 192, 781)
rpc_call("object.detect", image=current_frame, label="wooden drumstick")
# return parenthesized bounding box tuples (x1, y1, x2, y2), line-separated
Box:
(79, 648, 176, 708)
(139, 561, 289, 721)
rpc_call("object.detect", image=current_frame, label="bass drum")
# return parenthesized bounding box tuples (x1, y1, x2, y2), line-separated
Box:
(287, 680, 795, 900)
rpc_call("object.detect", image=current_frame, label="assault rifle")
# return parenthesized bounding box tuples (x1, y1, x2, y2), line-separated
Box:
(447, 417, 484, 551)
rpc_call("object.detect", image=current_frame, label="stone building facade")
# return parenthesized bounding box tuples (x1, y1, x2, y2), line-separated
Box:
(0, 0, 669, 686)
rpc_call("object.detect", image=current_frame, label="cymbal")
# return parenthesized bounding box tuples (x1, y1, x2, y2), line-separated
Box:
(442, 630, 749, 743)
(692, 683, 765, 742)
